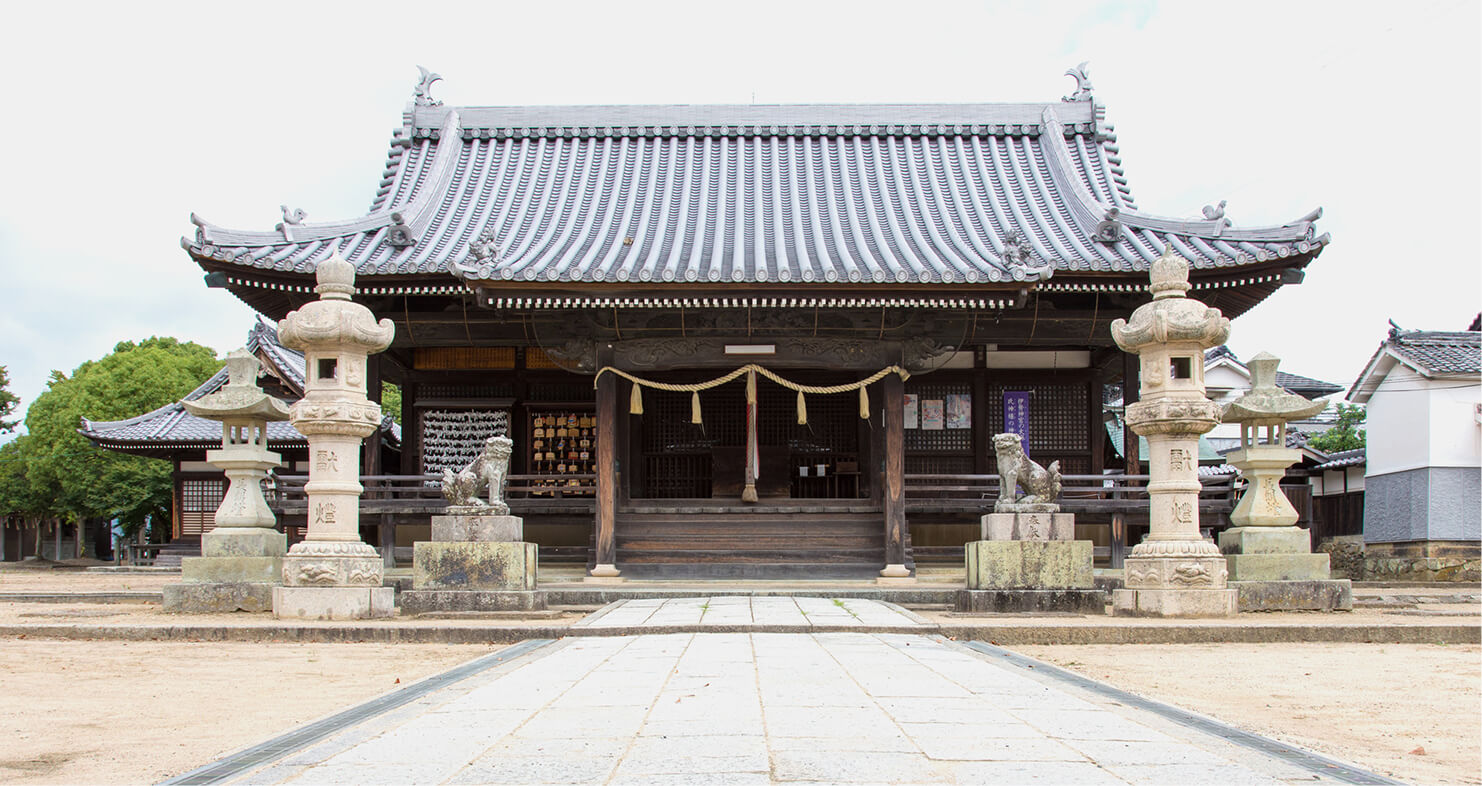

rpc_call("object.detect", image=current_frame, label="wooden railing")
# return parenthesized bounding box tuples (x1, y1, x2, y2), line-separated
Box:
(904, 473, 1239, 515)
(267, 473, 598, 516)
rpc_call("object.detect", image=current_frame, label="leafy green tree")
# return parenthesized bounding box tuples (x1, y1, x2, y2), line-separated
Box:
(24, 337, 219, 534)
(0, 436, 50, 554)
(380, 382, 402, 425)
(0, 365, 18, 433)
(1307, 402, 1366, 453)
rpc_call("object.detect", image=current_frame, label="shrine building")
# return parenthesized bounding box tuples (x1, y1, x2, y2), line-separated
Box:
(175, 68, 1328, 578)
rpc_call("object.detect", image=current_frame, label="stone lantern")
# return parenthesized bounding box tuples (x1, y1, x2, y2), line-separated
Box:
(163, 349, 291, 613)
(273, 250, 396, 619)
(1220, 352, 1351, 610)
(1110, 249, 1237, 617)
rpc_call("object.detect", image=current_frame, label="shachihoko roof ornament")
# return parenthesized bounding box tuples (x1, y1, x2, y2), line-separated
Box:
(413, 65, 442, 107)
(1062, 62, 1094, 102)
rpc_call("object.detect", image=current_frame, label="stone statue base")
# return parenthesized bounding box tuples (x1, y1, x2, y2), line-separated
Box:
(1220, 526, 1350, 611)
(1113, 545, 1239, 617)
(957, 540, 1104, 614)
(274, 541, 392, 620)
(164, 527, 285, 614)
(980, 512, 1074, 541)
(406, 515, 543, 613)
(273, 585, 395, 619)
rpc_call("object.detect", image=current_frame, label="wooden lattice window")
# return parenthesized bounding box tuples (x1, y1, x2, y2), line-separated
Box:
(986, 383, 1088, 453)
(904, 381, 974, 453)
(414, 347, 516, 370)
(180, 478, 224, 537)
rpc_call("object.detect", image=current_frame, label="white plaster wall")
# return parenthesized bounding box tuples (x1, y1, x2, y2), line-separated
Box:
(1366, 367, 1431, 476)
(1347, 466, 1365, 492)
(1205, 365, 1249, 441)
(1426, 379, 1482, 468)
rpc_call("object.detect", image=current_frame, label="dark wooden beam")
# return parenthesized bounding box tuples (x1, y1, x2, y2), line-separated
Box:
(1122, 351, 1140, 475)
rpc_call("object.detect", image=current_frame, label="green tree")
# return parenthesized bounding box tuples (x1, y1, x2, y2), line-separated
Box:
(1307, 402, 1366, 453)
(380, 382, 402, 425)
(24, 337, 220, 534)
(0, 436, 50, 554)
(0, 365, 19, 433)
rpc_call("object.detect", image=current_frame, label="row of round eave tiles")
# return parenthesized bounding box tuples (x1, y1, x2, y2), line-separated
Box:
(409, 123, 1100, 141)
(192, 238, 1317, 273)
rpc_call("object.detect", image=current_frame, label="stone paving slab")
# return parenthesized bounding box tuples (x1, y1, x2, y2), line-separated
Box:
(200, 630, 1382, 785)
(573, 596, 930, 629)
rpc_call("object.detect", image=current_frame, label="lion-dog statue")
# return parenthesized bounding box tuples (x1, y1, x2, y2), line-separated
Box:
(992, 433, 1062, 513)
(441, 435, 513, 515)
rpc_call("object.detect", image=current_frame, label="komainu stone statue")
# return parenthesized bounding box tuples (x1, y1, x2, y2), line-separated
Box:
(993, 433, 1062, 513)
(441, 435, 513, 515)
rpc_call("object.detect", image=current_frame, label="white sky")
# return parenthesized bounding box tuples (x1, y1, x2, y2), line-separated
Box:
(0, 0, 1477, 433)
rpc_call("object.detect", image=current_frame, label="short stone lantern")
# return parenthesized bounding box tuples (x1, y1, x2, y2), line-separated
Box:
(1110, 248, 1238, 617)
(163, 349, 291, 613)
(274, 250, 396, 620)
(1220, 352, 1351, 610)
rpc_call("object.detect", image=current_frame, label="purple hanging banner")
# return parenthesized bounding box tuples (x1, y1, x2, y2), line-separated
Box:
(1002, 391, 1030, 457)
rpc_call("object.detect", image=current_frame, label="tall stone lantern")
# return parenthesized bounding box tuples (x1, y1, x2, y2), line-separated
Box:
(273, 250, 396, 619)
(1220, 352, 1350, 610)
(163, 349, 291, 613)
(1110, 249, 1238, 617)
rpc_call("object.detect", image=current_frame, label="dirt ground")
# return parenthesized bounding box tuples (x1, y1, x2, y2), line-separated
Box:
(1015, 642, 1482, 786)
(0, 639, 495, 785)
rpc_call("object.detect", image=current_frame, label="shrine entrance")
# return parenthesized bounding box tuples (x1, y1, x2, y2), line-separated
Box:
(633, 372, 869, 502)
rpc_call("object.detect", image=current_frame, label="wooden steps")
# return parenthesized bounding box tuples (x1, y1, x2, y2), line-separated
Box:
(613, 508, 887, 579)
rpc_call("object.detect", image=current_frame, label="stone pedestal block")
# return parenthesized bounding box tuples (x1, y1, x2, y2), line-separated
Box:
(955, 589, 1106, 614)
(965, 540, 1093, 590)
(400, 590, 544, 614)
(413, 541, 538, 591)
(980, 513, 1075, 542)
(202, 527, 286, 558)
(1112, 587, 1239, 617)
(1231, 579, 1353, 612)
(430, 515, 524, 543)
(1224, 553, 1332, 581)
(281, 550, 385, 587)
(164, 582, 276, 613)
(273, 586, 395, 620)
(181, 556, 282, 585)
(1218, 526, 1310, 555)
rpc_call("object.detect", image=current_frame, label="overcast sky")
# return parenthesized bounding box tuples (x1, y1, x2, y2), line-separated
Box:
(1, 0, 1477, 436)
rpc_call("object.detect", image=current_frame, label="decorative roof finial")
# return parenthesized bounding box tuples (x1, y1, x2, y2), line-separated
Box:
(414, 65, 443, 107)
(1062, 62, 1094, 102)
(280, 205, 307, 226)
(1001, 230, 1054, 282)
(386, 212, 416, 248)
(1202, 200, 1231, 237)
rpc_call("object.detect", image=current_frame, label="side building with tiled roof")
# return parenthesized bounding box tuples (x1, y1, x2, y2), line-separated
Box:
(80, 320, 400, 545)
(177, 67, 1330, 578)
(1347, 318, 1480, 580)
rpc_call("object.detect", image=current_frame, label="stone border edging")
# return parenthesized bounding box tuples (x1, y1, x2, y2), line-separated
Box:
(3, 622, 1476, 645)
(159, 638, 558, 785)
(0, 592, 163, 604)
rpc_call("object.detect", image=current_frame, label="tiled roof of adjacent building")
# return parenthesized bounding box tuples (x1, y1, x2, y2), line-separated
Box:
(1386, 330, 1482, 375)
(79, 322, 398, 451)
(183, 70, 1327, 291)
(1347, 323, 1481, 402)
(1204, 345, 1343, 398)
(1312, 448, 1365, 471)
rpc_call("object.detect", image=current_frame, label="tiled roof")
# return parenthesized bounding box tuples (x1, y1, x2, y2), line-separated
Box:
(1312, 448, 1365, 471)
(1204, 345, 1341, 398)
(184, 87, 1327, 289)
(80, 322, 305, 449)
(80, 323, 402, 451)
(1387, 330, 1481, 375)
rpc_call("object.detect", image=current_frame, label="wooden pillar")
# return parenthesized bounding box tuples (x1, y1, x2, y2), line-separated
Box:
(880, 373, 909, 578)
(379, 514, 395, 569)
(1122, 351, 1141, 476)
(1110, 512, 1126, 569)
(972, 363, 990, 474)
(590, 363, 621, 579)
(1089, 370, 1105, 475)
(364, 355, 383, 476)
(400, 381, 420, 475)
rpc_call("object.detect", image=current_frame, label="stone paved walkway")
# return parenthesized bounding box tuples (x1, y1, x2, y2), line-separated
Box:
(574, 596, 928, 629)
(213, 625, 1363, 784)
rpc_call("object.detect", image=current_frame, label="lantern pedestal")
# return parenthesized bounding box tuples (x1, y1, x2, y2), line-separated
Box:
(401, 514, 544, 614)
